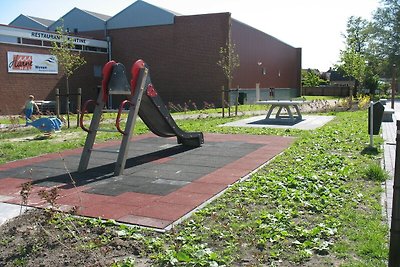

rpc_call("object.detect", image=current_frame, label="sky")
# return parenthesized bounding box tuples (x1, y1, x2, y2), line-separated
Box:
(0, 0, 381, 71)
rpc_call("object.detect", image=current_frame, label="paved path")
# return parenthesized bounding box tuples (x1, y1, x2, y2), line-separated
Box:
(382, 100, 400, 227)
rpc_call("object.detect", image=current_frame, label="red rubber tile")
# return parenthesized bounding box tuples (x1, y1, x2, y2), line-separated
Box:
(133, 202, 194, 221)
(56, 192, 113, 207)
(109, 192, 161, 207)
(159, 191, 212, 207)
(179, 182, 227, 195)
(118, 214, 172, 229)
(79, 203, 139, 220)
(0, 178, 31, 195)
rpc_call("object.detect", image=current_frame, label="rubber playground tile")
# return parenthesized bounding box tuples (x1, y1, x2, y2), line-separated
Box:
(158, 191, 214, 207)
(56, 192, 114, 207)
(133, 201, 195, 221)
(108, 192, 161, 207)
(178, 181, 227, 195)
(117, 215, 172, 229)
(79, 203, 139, 220)
(0, 133, 294, 230)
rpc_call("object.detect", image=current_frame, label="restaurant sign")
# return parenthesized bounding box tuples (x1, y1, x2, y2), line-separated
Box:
(7, 51, 58, 74)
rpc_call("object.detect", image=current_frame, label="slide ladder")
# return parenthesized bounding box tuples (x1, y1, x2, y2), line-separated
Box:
(78, 60, 148, 176)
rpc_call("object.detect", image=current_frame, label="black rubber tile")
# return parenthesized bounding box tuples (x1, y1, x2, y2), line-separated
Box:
(133, 182, 182, 196)
(117, 175, 157, 187)
(33, 181, 66, 187)
(146, 163, 216, 175)
(172, 155, 237, 168)
(131, 168, 204, 182)
(84, 183, 134, 196)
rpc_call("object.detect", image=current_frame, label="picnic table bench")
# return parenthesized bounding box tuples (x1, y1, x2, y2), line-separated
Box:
(255, 100, 308, 123)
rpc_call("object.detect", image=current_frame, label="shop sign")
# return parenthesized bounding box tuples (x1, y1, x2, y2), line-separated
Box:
(7, 51, 58, 74)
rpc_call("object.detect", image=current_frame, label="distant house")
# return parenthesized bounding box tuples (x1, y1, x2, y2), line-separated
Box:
(9, 15, 54, 31)
(326, 69, 355, 87)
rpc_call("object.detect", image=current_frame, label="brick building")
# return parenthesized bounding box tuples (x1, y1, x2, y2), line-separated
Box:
(0, 0, 301, 115)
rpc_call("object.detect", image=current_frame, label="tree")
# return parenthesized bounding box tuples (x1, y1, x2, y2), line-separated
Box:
(337, 47, 367, 96)
(371, 0, 400, 77)
(337, 16, 371, 96)
(217, 42, 240, 90)
(50, 25, 86, 128)
(301, 69, 328, 87)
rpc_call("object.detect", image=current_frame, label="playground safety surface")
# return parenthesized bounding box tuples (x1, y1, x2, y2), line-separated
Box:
(0, 133, 293, 230)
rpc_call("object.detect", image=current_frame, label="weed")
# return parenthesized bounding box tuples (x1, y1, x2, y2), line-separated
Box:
(364, 163, 388, 182)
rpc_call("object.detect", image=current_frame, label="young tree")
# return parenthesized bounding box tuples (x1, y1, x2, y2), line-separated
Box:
(337, 47, 367, 96)
(50, 25, 86, 128)
(337, 16, 371, 96)
(217, 42, 240, 90)
(301, 69, 327, 87)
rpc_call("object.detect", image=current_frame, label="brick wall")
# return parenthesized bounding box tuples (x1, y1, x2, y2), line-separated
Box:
(231, 19, 302, 93)
(108, 13, 230, 108)
(0, 43, 107, 115)
(0, 12, 303, 114)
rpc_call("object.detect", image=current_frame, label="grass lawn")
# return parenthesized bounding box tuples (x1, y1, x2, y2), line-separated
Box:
(0, 108, 389, 266)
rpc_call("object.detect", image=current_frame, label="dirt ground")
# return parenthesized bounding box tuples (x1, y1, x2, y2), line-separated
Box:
(0, 209, 151, 266)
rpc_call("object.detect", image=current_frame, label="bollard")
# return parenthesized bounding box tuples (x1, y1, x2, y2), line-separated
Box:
(389, 120, 400, 266)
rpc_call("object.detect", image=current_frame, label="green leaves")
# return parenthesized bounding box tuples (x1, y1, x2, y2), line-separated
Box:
(50, 25, 86, 78)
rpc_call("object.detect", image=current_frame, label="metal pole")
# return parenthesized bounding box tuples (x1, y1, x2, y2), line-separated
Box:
(392, 64, 396, 109)
(66, 77, 70, 128)
(370, 101, 374, 147)
(235, 86, 239, 116)
(55, 88, 60, 118)
(389, 120, 400, 266)
(256, 83, 260, 102)
(76, 88, 82, 128)
(228, 89, 231, 117)
(222, 86, 225, 118)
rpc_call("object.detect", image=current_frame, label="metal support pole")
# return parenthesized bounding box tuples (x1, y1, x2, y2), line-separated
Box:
(235, 86, 239, 116)
(221, 86, 225, 118)
(370, 101, 374, 147)
(76, 88, 82, 128)
(228, 89, 231, 117)
(392, 64, 396, 109)
(66, 77, 70, 128)
(55, 88, 60, 118)
(256, 83, 260, 102)
(389, 120, 400, 266)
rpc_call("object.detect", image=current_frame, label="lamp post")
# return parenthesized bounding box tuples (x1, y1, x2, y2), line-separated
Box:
(391, 64, 396, 109)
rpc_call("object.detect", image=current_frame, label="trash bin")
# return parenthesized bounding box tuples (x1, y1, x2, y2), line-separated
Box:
(238, 92, 247, 105)
(368, 101, 384, 135)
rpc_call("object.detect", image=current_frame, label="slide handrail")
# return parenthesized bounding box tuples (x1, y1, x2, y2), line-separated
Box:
(80, 99, 97, 132)
(116, 100, 133, 135)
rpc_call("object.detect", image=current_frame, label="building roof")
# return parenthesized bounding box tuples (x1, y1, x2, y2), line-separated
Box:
(328, 70, 352, 81)
(26, 16, 55, 27)
(107, 0, 177, 29)
(82, 10, 112, 21)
